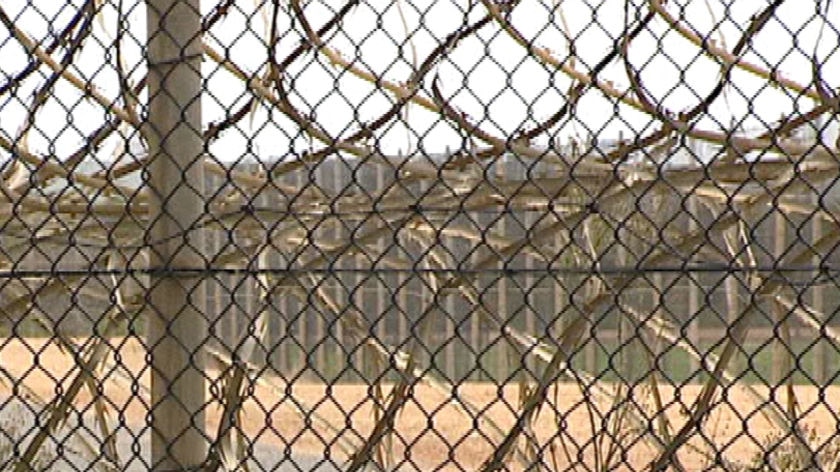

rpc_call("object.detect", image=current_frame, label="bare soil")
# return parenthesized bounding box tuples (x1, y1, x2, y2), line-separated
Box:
(2, 338, 839, 471)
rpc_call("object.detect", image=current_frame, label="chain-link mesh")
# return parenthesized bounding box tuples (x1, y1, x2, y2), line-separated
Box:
(1, 0, 840, 470)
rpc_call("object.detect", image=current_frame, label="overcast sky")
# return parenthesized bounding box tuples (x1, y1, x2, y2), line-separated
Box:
(0, 0, 838, 166)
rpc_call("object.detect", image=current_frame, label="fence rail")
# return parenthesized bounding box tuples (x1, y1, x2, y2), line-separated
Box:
(1, 0, 840, 470)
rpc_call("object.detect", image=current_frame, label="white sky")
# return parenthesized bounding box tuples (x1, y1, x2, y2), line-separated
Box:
(0, 0, 838, 165)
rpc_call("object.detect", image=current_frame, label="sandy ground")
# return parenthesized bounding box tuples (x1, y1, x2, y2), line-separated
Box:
(2, 338, 840, 471)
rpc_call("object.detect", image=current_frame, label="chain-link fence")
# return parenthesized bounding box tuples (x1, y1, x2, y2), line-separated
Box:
(1, 0, 840, 470)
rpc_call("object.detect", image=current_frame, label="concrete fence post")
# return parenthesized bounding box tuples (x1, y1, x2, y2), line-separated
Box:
(145, 0, 208, 469)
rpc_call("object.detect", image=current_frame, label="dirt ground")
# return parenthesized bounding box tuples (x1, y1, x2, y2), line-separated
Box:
(2, 338, 839, 471)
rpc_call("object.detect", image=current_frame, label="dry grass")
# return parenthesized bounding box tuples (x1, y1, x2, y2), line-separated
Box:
(3, 337, 840, 470)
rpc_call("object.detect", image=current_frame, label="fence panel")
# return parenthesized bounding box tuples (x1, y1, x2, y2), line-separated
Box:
(1, 1, 840, 470)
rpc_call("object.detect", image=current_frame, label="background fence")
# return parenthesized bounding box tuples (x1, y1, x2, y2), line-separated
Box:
(1, 0, 840, 470)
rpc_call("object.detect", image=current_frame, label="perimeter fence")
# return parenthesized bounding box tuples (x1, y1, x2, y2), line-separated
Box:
(1, 0, 840, 470)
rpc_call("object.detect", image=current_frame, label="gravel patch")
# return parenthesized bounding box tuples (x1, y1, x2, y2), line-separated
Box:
(1, 398, 341, 471)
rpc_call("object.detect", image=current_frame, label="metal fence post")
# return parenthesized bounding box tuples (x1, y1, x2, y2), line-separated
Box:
(145, 0, 207, 469)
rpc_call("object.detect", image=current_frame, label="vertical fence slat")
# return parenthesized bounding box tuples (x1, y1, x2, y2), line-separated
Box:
(445, 281, 456, 380)
(376, 164, 388, 381)
(812, 192, 826, 385)
(772, 209, 792, 387)
(687, 190, 701, 377)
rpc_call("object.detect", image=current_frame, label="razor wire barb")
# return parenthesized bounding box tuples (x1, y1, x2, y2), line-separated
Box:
(1, 0, 840, 470)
